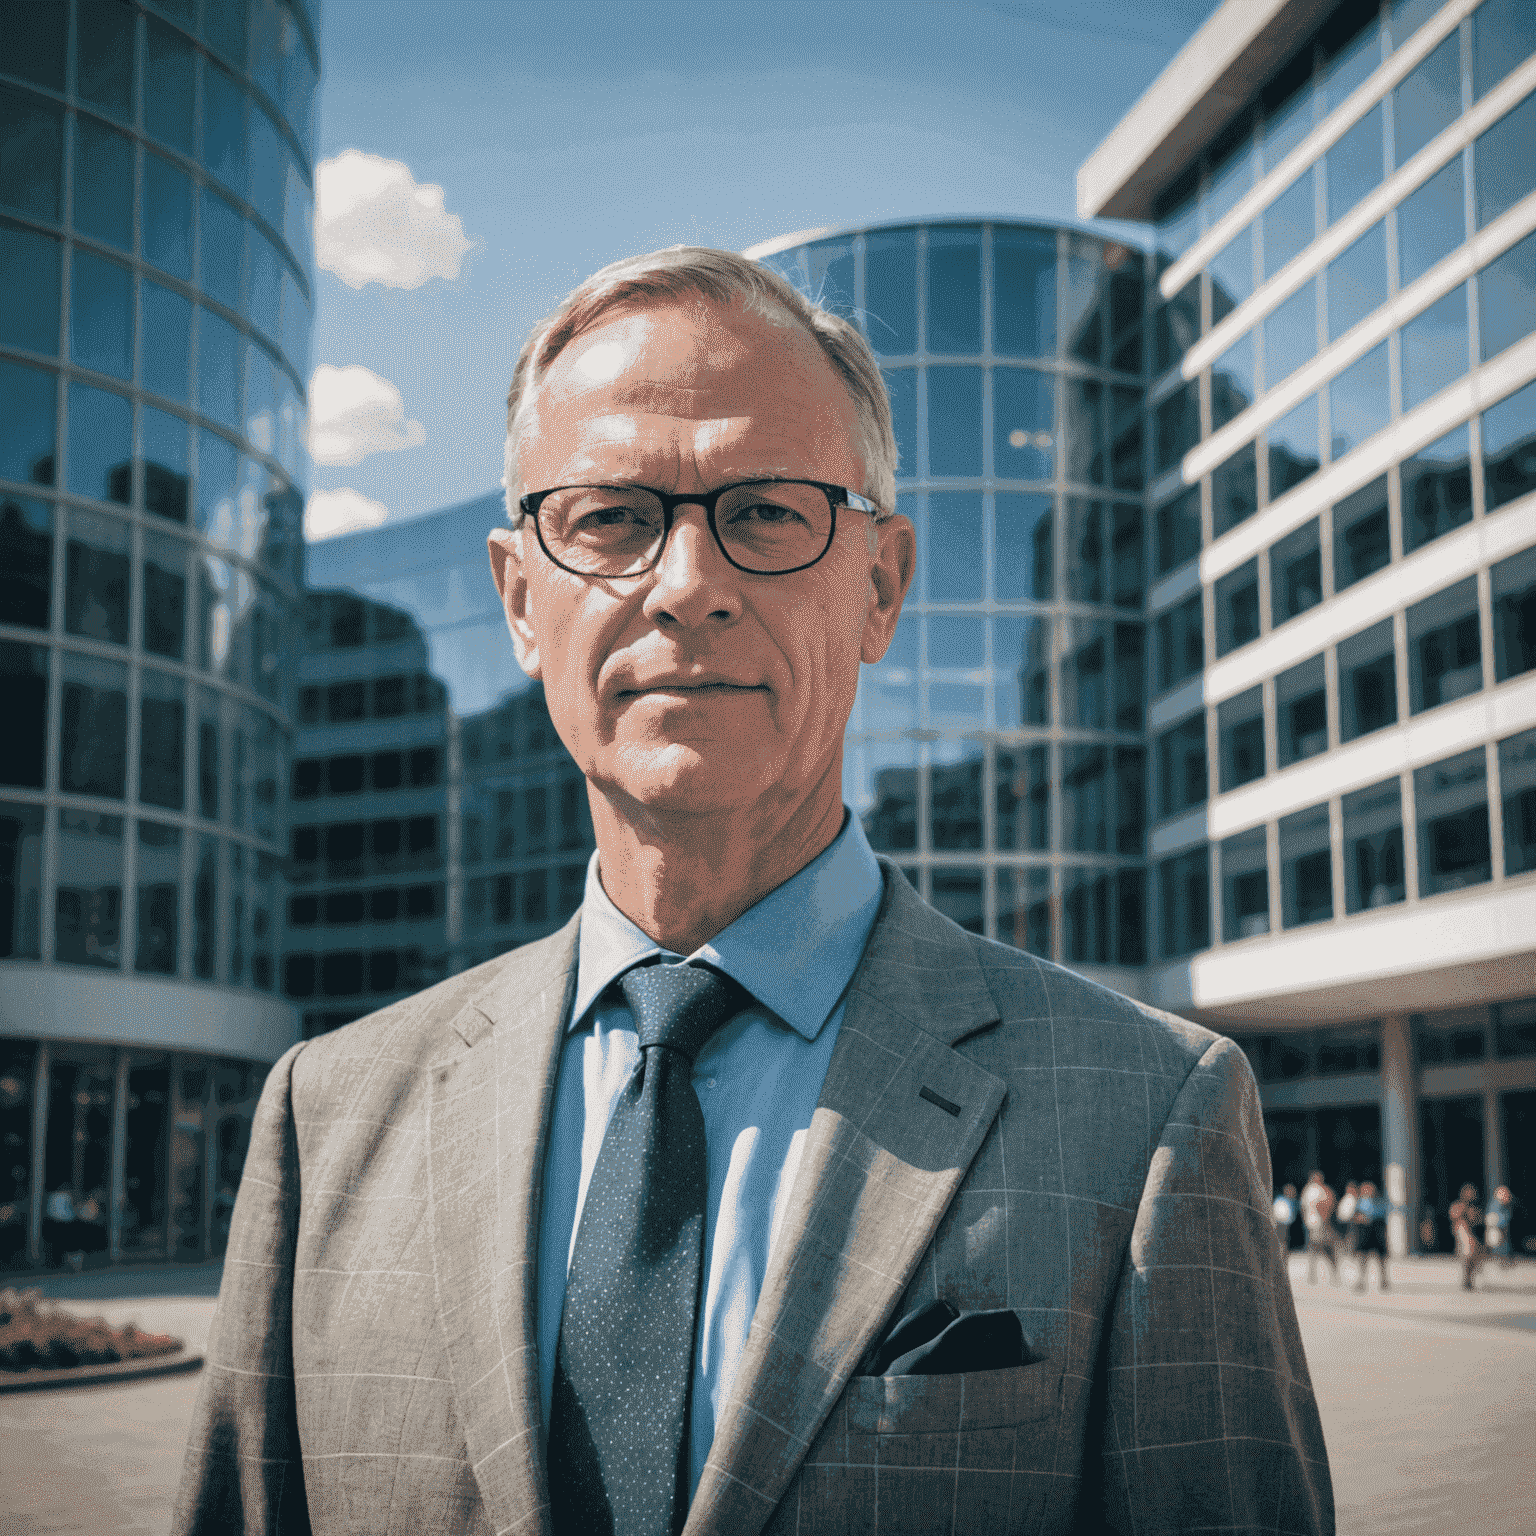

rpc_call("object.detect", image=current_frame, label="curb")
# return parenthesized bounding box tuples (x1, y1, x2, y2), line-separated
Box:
(0, 1348, 203, 1393)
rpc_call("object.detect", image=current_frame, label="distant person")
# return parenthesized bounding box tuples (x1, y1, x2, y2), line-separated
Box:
(1299, 1171, 1339, 1285)
(1418, 1202, 1438, 1253)
(1351, 1181, 1390, 1292)
(1485, 1185, 1515, 1269)
(1272, 1183, 1298, 1252)
(1449, 1184, 1486, 1290)
(1336, 1181, 1359, 1252)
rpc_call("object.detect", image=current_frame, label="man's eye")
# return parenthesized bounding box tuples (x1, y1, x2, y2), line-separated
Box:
(573, 505, 651, 531)
(726, 501, 804, 527)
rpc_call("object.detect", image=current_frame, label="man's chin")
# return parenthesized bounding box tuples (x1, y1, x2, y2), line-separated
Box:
(598, 742, 782, 816)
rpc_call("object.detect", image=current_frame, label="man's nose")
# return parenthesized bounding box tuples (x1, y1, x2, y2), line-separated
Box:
(642, 505, 741, 627)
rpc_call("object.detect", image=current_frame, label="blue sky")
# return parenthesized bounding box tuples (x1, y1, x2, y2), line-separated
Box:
(304, 0, 1218, 536)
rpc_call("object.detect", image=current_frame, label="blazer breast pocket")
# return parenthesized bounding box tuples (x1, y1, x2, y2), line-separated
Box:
(843, 1359, 1063, 1437)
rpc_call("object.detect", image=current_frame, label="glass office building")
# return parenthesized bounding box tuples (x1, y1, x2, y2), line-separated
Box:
(748, 220, 1152, 981)
(0, 0, 317, 1269)
(1079, 0, 1536, 1251)
(292, 494, 594, 1039)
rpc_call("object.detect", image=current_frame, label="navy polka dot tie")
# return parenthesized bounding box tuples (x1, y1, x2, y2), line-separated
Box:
(548, 961, 748, 1536)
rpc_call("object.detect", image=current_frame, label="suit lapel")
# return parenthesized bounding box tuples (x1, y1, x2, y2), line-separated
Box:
(685, 866, 1007, 1536)
(427, 915, 579, 1536)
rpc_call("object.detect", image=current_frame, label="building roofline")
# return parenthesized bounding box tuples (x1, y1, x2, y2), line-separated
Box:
(1077, 0, 1336, 223)
(742, 213, 1151, 262)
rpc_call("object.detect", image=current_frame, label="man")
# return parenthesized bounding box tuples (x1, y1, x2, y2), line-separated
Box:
(1485, 1184, 1515, 1268)
(1300, 1169, 1340, 1286)
(1273, 1181, 1298, 1252)
(175, 247, 1332, 1535)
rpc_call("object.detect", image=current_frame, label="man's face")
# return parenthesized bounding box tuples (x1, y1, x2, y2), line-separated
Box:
(490, 297, 913, 827)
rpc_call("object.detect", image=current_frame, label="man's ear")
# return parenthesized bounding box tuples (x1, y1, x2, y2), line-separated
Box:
(861, 513, 916, 664)
(487, 526, 543, 680)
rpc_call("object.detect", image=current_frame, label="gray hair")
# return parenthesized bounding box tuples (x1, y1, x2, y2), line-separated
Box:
(502, 245, 898, 524)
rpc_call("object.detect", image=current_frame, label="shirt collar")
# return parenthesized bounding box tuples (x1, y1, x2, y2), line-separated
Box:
(572, 810, 884, 1042)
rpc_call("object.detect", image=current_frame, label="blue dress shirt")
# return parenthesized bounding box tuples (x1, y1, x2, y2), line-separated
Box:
(535, 812, 884, 1497)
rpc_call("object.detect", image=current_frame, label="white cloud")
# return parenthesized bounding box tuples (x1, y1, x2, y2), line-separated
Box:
(307, 363, 426, 466)
(305, 487, 392, 542)
(315, 149, 473, 290)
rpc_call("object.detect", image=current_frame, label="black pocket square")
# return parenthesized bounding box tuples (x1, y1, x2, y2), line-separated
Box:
(864, 1298, 1041, 1377)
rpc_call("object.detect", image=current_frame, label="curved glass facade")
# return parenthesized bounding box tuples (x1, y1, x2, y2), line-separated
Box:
(0, 0, 317, 1269)
(748, 220, 1150, 971)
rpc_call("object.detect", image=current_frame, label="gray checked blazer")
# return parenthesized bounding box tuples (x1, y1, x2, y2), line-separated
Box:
(174, 860, 1333, 1535)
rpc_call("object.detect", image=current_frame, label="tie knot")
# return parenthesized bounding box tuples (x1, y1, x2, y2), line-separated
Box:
(618, 961, 746, 1061)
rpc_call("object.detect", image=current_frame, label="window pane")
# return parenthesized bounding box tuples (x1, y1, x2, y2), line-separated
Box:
(1061, 866, 1111, 963)
(1277, 654, 1329, 766)
(3, 0, 68, 90)
(1153, 380, 1199, 475)
(1400, 284, 1469, 412)
(1263, 175, 1315, 280)
(865, 229, 917, 355)
(926, 491, 982, 601)
(0, 799, 45, 956)
(66, 381, 132, 503)
(1403, 422, 1472, 551)
(928, 614, 983, 672)
(1280, 804, 1332, 927)
(1113, 622, 1145, 732)
(930, 745, 983, 851)
(1212, 331, 1254, 429)
(1205, 114, 1256, 228)
(1208, 227, 1253, 324)
(1263, 280, 1317, 390)
(1475, 90, 1536, 231)
(0, 357, 57, 485)
(806, 238, 855, 319)
(1340, 778, 1405, 913)
(135, 819, 182, 974)
(55, 808, 124, 966)
(993, 368, 1054, 481)
(1262, 49, 1317, 170)
(199, 188, 245, 311)
(0, 642, 49, 787)
(1065, 378, 1105, 485)
(141, 280, 192, 405)
(1329, 341, 1390, 461)
(1063, 248, 1103, 365)
(143, 151, 193, 282)
(0, 219, 60, 355)
(70, 248, 132, 380)
(1065, 499, 1104, 603)
(65, 505, 129, 644)
(1268, 393, 1320, 497)
(142, 406, 190, 522)
(1416, 748, 1491, 893)
(1499, 727, 1536, 875)
(931, 867, 983, 935)
(1158, 845, 1210, 956)
(280, 265, 309, 378)
(856, 740, 917, 852)
(202, 63, 248, 198)
(994, 493, 1052, 600)
(1215, 558, 1260, 656)
(1155, 487, 1200, 575)
(198, 308, 244, 431)
(1473, 0, 1536, 98)
(996, 745, 1050, 853)
(1062, 745, 1108, 852)
(77, 0, 137, 121)
(1327, 220, 1386, 340)
(1399, 157, 1466, 291)
(1332, 476, 1390, 591)
(993, 614, 1049, 727)
(60, 650, 128, 798)
(1408, 576, 1482, 711)
(1482, 378, 1536, 511)
(1060, 619, 1108, 729)
(1326, 104, 1385, 225)
(144, 16, 196, 155)
(1154, 279, 1199, 375)
(1271, 517, 1322, 623)
(1321, 0, 1382, 109)
(1394, 33, 1462, 168)
(0, 495, 52, 629)
(248, 100, 285, 232)
(993, 228, 1056, 359)
(0, 85, 64, 223)
(999, 865, 1052, 958)
(1212, 441, 1259, 534)
(139, 669, 186, 810)
(1479, 229, 1536, 362)
(73, 114, 134, 251)
(1339, 617, 1397, 740)
(1157, 713, 1206, 818)
(925, 226, 981, 354)
(926, 366, 981, 478)
(1491, 543, 1536, 682)
(1222, 828, 1270, 940)
(1111, 503, 1143, 608)
(143, 530, 187, 659)
(1218, 687, 1265, 791)
(1156, 593, 1203, 691)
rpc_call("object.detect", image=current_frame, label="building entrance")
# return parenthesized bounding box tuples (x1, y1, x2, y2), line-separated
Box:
(1419, 1096, 1486, 1253)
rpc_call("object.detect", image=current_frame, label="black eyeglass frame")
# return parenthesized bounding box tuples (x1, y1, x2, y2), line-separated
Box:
(519, 478, 885, 578)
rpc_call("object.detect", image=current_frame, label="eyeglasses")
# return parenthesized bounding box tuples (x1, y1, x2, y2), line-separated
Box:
(519, 478, 883, 578)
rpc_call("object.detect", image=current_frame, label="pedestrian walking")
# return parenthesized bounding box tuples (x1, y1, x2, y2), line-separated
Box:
(1352, 1181, 1390, 1292)
(1449, 1184, 1486, 1290)
(1485, 1185, 1515, 1269)
(1273, 1183, 1298, 1253)
(1299, 1171, 1339, 1285)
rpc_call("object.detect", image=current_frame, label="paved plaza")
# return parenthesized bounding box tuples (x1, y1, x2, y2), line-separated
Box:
(1, 1255, 1531, 1533)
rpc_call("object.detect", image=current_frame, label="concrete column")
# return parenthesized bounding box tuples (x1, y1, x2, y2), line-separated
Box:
(1380, 1014, 1417, 1256)
(1484, 1088, 1504, 1199)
